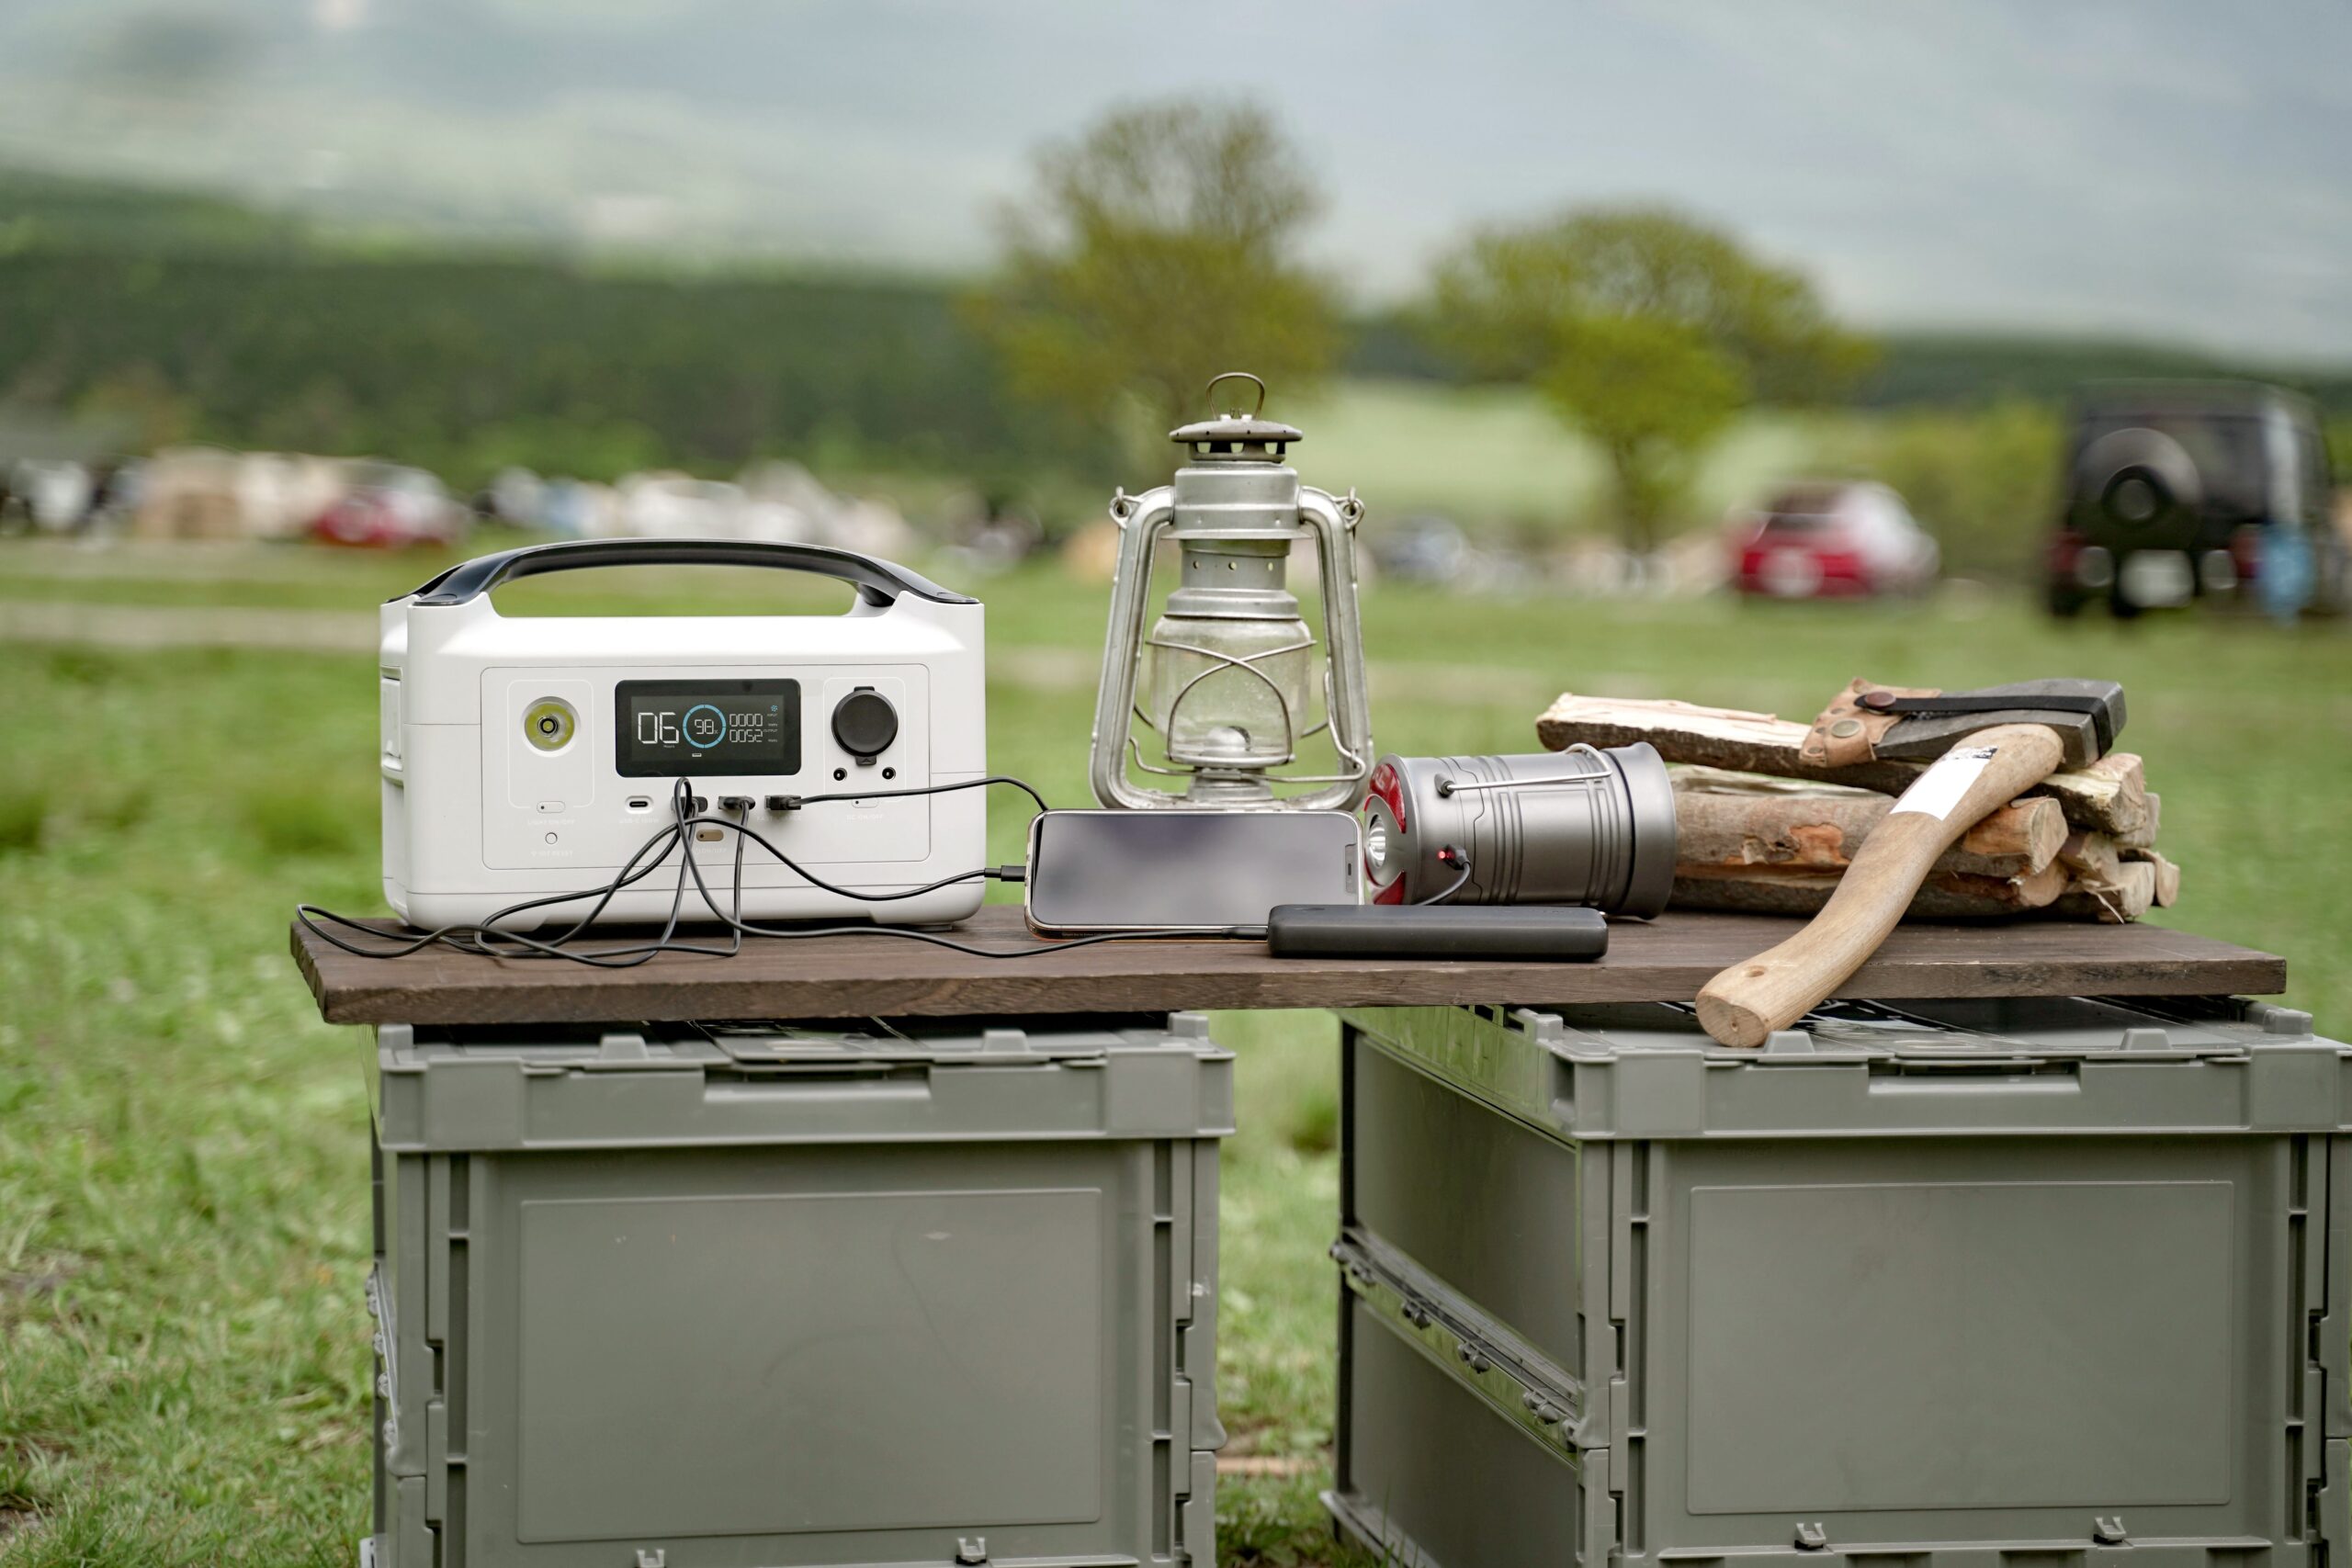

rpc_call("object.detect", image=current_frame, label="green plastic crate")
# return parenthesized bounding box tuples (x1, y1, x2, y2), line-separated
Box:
(363, 1014, 1232, 1568)
(1330, 995, 2352, 1568)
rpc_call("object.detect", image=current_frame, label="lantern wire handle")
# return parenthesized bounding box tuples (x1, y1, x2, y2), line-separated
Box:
(1435, 744, 1615, 796)
(1204, 370, 1268, 417)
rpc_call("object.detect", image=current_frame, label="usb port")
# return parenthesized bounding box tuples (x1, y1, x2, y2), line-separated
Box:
(626, 796, 652, 812)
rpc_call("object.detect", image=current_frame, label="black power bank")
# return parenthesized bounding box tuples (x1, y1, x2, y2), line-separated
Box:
(1264, 904, 1609, 961)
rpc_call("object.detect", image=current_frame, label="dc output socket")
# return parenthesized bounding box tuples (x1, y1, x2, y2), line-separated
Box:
(831, 687, 899, 761)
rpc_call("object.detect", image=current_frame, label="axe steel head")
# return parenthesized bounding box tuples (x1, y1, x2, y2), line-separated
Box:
(1870, 678, 2126, 769)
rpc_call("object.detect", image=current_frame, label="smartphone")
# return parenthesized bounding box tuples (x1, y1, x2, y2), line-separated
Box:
(1024, 809, 1362, 934)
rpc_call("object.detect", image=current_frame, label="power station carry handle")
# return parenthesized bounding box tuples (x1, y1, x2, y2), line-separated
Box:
(400, 539, 979, 611)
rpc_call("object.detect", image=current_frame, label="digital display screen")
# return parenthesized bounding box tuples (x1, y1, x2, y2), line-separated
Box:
(614, 679, 799, 778)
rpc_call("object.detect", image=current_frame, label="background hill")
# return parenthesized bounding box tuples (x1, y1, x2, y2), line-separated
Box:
(4, 165, 2346, 574)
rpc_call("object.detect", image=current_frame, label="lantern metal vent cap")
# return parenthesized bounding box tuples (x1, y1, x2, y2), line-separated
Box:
(1170, 371, 1303, 462)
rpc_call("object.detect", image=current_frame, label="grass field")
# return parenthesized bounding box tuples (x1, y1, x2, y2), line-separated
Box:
(1, 540, 2346, 1564)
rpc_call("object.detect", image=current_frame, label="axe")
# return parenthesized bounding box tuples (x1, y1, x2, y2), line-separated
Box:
(1694, 678, 2127, 1047)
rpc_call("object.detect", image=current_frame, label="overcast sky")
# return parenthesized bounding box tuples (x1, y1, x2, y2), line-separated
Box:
(2, 0, 2346, 359)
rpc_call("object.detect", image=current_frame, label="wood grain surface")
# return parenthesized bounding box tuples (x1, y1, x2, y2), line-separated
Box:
(290, 906, 2285, 1026)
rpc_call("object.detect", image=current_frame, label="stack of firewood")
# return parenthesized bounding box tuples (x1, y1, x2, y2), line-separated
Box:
(1537, 694, 2177, 923)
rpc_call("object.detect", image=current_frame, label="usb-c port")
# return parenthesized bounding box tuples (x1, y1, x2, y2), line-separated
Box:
(626, 796, 652, 812)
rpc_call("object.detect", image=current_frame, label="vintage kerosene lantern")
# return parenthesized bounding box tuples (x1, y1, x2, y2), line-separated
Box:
(1088, 372, 1374, 810)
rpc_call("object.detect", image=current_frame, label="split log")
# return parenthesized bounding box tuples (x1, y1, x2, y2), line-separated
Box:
(2113, 793, 2160, 850)
(2055, 830, 2178, 906)
(2121, 846, 2182, 907)
(2057, 829, 2123, 883)
(1539, 694, 1923, 793)
(1667, 764, 1882, 799)
(1672, 859, 2071, 919)
(1952, 801, 2069, 874)
(1674, 787, 2067, 880)
(1539, 693, 2154, 837)
(2030, 753, 2149, 843)
(2050, 859, 2157, 924)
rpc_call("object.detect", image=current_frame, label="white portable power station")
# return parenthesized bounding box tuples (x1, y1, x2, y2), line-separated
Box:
(379, 539, 987, 931)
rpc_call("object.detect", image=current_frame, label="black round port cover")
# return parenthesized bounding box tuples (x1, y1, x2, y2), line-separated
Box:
(831, 688, 899, 758)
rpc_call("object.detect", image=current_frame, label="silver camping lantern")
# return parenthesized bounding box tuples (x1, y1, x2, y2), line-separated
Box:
(1088, 372, 1374, 810)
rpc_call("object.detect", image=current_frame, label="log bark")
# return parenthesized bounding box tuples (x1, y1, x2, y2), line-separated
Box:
(1538, 693, 2154, 836)
(1673, 858, 2071, 919)
(1673, 788, 2066, 879)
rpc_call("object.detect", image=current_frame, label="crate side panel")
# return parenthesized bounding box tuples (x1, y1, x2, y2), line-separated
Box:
(1329, 1292, 1583, 1567)
(1645, 1135, 2296, 1548)
(1351, 1036, 1585, 1378)
(458, 1140, 1176, 1565)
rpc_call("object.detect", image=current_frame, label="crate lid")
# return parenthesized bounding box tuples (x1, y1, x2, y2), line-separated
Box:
(1540, 995, 2266, 1064)
(371, 1014, 1235, 1151)
(1340, 997, 2349, 1140)
(395, 1014, 1217, 1069)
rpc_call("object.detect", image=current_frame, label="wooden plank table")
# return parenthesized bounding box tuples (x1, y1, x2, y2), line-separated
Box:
(292, 907, 2285, 1026)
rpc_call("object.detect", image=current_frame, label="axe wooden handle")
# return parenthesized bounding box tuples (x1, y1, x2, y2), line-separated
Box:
(1694, 723, 2067, 1047)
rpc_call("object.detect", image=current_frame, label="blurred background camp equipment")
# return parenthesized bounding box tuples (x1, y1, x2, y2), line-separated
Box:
(1089, 374, 1373, 811)
(1360, 748, 1677, 918)
(1690, 678, 2130, 1047)
(308, 461, 463, 550)
(2046, 381, 2345, 622)
(1540, 686, 2175, 921)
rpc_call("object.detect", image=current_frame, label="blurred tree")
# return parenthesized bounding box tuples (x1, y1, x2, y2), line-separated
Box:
(1429, 208, 1869, 549)
(74, 365, 196, 451)
(969, 100, 1340, 453)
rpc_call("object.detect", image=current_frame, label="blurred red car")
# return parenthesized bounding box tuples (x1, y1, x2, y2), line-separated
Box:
(1728, 482, 1940, 599)
(309, 462, 464, 548)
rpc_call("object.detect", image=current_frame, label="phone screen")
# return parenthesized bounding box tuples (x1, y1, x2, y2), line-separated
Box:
(1025, 810, 1361, 931)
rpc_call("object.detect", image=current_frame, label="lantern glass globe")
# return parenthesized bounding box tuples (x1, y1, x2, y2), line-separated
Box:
(1145, 604, 1316, 771)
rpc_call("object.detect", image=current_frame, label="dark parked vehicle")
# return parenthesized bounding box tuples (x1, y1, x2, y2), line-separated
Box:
(2047, 382, 2343, 620)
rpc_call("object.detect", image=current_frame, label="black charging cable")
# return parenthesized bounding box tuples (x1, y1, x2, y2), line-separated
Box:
(296, 774, 1230, 966)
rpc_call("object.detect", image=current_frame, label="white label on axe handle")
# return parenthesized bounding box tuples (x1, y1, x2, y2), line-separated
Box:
(1888, 745, 1999, 820)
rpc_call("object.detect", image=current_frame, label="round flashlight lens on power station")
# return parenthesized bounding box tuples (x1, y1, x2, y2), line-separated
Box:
(523, 697, 578, 752)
